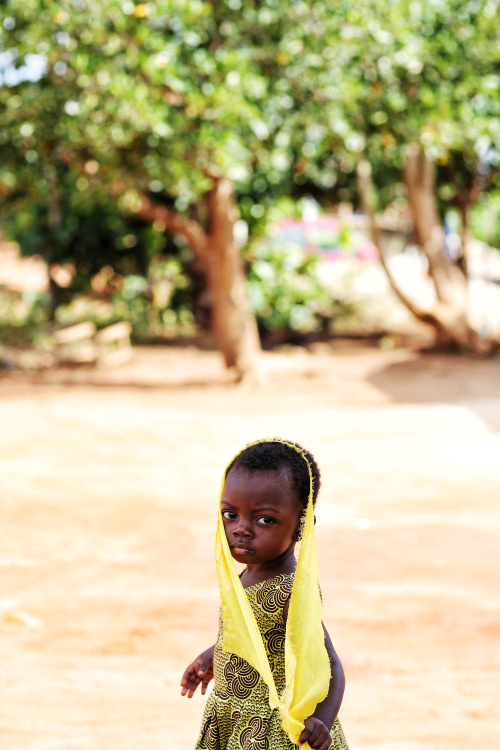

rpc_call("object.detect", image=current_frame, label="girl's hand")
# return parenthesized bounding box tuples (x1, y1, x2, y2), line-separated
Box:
(180, 645, 215, 698)
(298, 717, 332, 750)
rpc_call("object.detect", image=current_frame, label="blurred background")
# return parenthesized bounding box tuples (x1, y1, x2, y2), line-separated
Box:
(1, 1, 499, 749)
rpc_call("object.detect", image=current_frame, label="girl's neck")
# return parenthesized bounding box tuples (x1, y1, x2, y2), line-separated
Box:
(240, 546, 297, 588)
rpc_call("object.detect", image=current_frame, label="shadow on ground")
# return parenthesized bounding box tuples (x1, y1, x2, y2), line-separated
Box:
(368, 352, 500, 432)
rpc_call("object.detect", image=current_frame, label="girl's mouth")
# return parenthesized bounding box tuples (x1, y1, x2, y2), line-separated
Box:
(231, 545, 254, 555)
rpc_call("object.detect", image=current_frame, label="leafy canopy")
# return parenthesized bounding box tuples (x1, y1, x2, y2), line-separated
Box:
(1, 0, 499, 237)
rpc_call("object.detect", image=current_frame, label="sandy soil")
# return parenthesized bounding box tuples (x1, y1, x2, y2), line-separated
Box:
(1, 343, 499, 750)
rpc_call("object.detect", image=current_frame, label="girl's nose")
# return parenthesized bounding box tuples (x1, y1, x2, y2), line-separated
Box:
(234, 518, 253, 537)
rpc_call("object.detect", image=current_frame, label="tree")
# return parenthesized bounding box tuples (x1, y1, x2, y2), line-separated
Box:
(283, 0, 500, 351)
(1, 0, 289, 377)
(2, 0, 500, 361)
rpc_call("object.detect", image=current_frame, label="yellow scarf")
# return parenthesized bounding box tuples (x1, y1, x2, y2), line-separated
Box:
(215, 440, 330, 746)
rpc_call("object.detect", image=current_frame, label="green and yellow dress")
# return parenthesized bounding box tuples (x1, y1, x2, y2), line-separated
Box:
(195, 573, 348, 750)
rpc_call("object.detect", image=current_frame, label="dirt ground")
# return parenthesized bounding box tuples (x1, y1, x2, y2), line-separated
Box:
(1, 343, 499, 750)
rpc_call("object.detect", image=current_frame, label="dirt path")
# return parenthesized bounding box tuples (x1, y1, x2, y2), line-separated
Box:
(1, 344, 499, 750)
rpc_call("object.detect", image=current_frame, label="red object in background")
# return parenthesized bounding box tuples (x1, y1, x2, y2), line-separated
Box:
(273, 216, 378, 261)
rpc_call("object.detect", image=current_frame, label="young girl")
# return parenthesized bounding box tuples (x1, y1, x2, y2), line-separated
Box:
(181, 439, 348, 750)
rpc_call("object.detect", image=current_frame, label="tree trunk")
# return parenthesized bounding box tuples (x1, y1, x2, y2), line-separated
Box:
(404, 144, 467, 307)
(205, 178, 262, 379)
(135, 177, 261, 379)
(357, 158, 494, 353)
(45, 166, 62, 319)
(457, 199, 470, 278)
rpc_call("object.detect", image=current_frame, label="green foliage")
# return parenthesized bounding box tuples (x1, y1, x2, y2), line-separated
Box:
(3, 178, 167, 284)
(55, 256, 195, 339)
(469, 192, 500, 249)
(0, 288, 50, 346)
(2, 0, 498, 219)
(1, 0, 500, 345)
(246, 240, 347, 341)
(0, 0, 295, 218)
(269, 0, 500, 211)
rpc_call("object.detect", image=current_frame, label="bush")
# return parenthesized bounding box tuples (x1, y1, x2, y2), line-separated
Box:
(245, 239, 351, 344)
(0, 287, 51, 347)
(469, 192, 500, 249)
(54, 256, 197, 340)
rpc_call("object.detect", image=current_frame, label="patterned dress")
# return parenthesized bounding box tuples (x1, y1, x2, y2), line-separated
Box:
(194, 572, 348, 750)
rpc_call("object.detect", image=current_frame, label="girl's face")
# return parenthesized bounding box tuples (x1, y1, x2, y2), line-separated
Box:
(221, 467, 303, 569)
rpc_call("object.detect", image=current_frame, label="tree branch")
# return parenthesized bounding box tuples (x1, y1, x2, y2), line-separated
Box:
(135, 194, 209, 261)
(403, 144, 456, 303)
(356, 159, 452, 339)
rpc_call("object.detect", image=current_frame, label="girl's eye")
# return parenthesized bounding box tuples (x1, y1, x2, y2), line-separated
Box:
(222, 510, 237, 520)
(257, 516, 275, 526)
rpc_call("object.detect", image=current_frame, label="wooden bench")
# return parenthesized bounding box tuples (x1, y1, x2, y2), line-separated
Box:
(94, 321, 133, 367)
(54, 322, 98, 364)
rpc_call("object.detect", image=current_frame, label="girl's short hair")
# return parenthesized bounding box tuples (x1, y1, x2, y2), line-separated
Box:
(225, 438, 321, 509)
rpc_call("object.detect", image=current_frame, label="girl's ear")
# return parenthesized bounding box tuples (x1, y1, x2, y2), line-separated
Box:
(294, 511, 306, 541)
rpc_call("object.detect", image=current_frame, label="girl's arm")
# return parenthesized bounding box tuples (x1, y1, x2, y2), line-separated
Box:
(298, 625, 345, 750)
(180, 643, 215, 698)
(284, 596, 345, 750)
